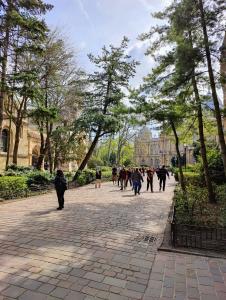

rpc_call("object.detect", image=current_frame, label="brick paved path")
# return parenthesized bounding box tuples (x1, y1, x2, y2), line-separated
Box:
(144, 252, 226, 300)
(0, 176, 225, 300)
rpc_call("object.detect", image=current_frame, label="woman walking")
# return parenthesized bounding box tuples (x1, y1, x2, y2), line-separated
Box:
(95, 168, 102, 188)
(54, 170, 67, 210)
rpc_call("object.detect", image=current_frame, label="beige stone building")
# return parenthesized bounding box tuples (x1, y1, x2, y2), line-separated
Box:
(0, 113, 42, 171)
(134, 127, 194, 167)
(0, 113, 81, 172)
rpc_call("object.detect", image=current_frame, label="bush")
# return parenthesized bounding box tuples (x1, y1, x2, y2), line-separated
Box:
(87, 157, 104, 169)
(174, 185, 225, 227)
(183, 172, 204, 186)
(6, 164, 32, 173)
(76, 169, 96, 186)
(215, 184, 226, 227)
(27, 171, 53, 187)
(0, 176, 28, 199)
(197, 147, 226, 185)
(5, 164, 33, 176)
(100, 166, 112, 172)
(102, 170, 112, 180)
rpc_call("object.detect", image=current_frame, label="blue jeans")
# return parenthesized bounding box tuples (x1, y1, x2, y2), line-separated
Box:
(133, 181, 141, 195)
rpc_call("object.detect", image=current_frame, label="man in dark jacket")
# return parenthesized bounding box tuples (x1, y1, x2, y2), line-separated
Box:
(119, 167, 127, 190)
(54, 170, 67, 210)
(131, 168, 144, 195)
(158, 165, 169, 191)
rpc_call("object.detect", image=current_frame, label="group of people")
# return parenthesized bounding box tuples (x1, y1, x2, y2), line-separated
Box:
(53, 165, 170, 210)
(112, 165, 170, 196)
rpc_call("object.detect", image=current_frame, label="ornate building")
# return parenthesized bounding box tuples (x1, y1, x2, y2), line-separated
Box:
(0, 111, 82, 172)
(134, 127, 194, 167)
(0, 114, 41, 171)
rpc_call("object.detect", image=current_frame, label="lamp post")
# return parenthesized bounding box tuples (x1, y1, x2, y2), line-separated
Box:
(184, 144, 187, 170)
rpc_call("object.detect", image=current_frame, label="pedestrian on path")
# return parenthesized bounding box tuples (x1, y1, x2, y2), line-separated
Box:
(158, 165, 170, 191)
(131, 168, 143, 195)
(112, 166, 117, 185)
(125, 168, 132, 188)
(119, 167, 127, 190)
(95, 168, 102, 188)
(147, 167, 155, 192)
(54, 170, 67, 210)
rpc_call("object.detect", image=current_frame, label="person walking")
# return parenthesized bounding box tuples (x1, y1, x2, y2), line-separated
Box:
(126, 168, 132, 188)
(112, 166, 117, 185)
(147, 167, 155, 192)
(131, 168, 144, 195)
(54, 170, 67, 210)
(158, 165, 170, 191)
(95, 168, 102, 188)
(119, 167, 127, 190)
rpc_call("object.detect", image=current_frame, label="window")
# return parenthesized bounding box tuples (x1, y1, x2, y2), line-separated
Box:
(2, 129, 8, 152)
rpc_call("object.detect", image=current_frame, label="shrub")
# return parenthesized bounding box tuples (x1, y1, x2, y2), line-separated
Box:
(0, 176, 28, 199)
(198, 147, 226, 185)
(76, 169, 96, 186)
(6, 164, 32, 173)
(183, 172, 204, 186)
(87, 157, 104, 169)
(174, 185, 225, 227)
(27, 171, 53, 187)
(77, 173, 87, 186)
(100, 166, 112, 172)
(102, 170, 112, 180)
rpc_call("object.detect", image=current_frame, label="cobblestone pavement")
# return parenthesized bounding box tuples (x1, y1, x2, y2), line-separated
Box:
(144, 252, 226, 300)
(0, 176, 225, 300)
(0, 176, 174, 300)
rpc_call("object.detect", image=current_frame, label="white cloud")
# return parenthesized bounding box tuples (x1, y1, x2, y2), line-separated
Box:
(77, 0, 95, 31)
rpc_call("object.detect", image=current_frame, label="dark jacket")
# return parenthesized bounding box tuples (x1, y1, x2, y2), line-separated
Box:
(131, 171, 143, 183)
(54, 175, 67, 192)
(96, 171, 102, 179)
(158, 168, 169, 179)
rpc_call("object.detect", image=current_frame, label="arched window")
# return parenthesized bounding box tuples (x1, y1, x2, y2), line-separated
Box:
(2, 129, 8, 152)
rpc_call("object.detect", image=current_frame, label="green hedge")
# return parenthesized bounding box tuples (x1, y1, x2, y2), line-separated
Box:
(183, 172, 204, 186)
(76, 169, 96, 186)
(0, 176, 28, 200)
(27, 171, 53, 187)
(102, 170, 112, 180)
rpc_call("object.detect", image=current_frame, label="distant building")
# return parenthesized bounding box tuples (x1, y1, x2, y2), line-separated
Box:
(134, 127, 194, 167)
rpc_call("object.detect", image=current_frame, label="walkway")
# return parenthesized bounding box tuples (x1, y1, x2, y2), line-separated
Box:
(0, 176, 225, 300)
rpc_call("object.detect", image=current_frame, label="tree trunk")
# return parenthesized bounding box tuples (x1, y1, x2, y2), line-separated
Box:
(36, 129, 46, 170)
(46, 122, 53, 173)
(74, 129, 101, 180)
(0, 1, 11, 135)
(12, 124, 21, 165)
(5, 96, 13, 169)
(198, 0, 226, 178)
(188, 30, 215, 203)
(170, 119, 186, 193)
(191, 77, 215, 204)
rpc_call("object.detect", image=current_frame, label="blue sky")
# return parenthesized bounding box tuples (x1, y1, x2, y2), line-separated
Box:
(45, 0, 170, 88)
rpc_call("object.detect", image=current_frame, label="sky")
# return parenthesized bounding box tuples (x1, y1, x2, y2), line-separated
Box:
(45, 0, 171, 88)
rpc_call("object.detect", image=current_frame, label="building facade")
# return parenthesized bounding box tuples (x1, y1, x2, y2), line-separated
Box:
(134, 127, 194, 167)
(0, 113, 81, 172)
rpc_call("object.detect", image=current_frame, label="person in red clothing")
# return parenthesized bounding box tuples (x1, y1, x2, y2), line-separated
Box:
(119, 167, 127, 190)
(147, 167, 155, 192)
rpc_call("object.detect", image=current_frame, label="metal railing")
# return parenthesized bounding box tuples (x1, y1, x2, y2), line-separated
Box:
(171, 206, 226, 251)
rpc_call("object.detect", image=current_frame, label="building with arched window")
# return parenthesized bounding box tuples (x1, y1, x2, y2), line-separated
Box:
(134, 127, 195, 167)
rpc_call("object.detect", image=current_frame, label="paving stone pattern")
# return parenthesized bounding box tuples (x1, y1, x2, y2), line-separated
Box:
(144, 252, 226, 300)
(0, 176, 225, 299)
